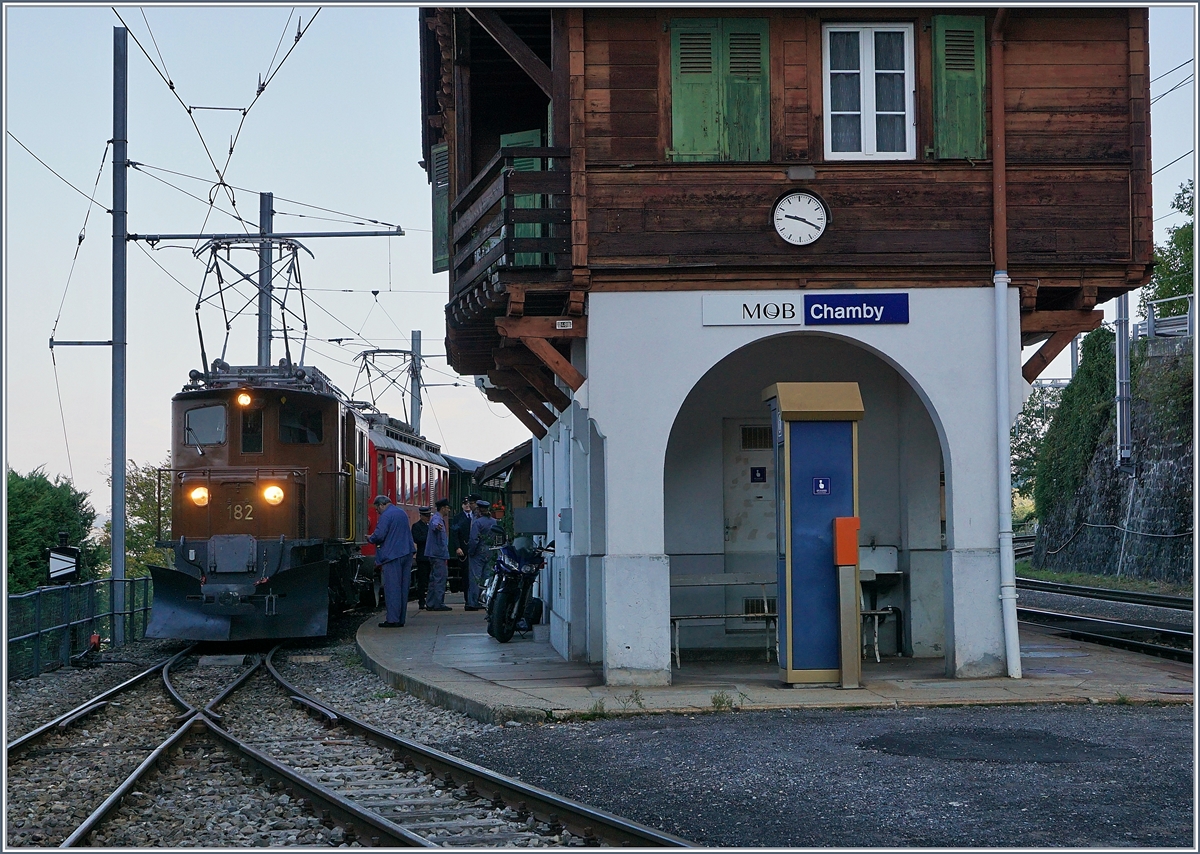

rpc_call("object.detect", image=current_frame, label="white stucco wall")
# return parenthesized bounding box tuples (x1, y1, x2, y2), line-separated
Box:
(582, 287, 1023, 682)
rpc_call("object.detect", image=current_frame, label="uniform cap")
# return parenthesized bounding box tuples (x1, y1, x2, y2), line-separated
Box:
(475, 499, 491, 508)
(435, 498, 451, 509)
(418, 506, 432, 514)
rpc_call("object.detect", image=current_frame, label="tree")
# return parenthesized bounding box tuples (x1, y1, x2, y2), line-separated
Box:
(101, 458, 173, 579)
(6, 467, 106, 593)
(1140, 180, 1194, 319)
(1011, 383, 1064, 502)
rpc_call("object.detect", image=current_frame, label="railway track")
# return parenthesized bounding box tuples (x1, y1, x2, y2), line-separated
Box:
(1017, 607, 1193, 664)
(1016, 577, 1192, 610)
(6, 645, 691, 848)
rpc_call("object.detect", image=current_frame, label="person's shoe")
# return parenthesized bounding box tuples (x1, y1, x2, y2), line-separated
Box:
(418, 600, 426, 610)
(463, 606, 480, 611)
(428, 605, 452, 612)
(378, 621, 403, 628)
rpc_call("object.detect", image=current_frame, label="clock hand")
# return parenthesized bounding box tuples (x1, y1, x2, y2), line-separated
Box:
(783, 214, 821, 228)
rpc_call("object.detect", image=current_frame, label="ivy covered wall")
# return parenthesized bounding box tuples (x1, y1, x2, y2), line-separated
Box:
(1032, 333, 1193, 584)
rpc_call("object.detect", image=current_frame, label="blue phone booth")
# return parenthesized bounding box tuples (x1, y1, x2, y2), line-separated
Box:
(762, 383, 864, 684)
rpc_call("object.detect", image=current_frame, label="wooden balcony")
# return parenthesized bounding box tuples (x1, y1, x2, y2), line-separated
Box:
(448, 146, 571, 326)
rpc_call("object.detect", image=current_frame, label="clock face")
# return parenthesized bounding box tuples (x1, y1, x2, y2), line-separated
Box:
(773, 192, 828, 246)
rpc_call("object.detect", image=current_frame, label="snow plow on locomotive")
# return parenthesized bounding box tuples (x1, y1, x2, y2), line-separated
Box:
(146, 361, 448, 642)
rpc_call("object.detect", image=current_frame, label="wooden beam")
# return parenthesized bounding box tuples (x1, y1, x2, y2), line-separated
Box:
(505, 383, 559, 428)
(1022, 330, 1077, 383)
(492, 345, 541, 368)
(550, 10, 570, 148)
(494, 345, 574, 409)
(566, 290, 585, 316)
(468, 9, 552, 97)
(506, 285, 526, 317)
(488, 366, 563, 424)
(512, 363, 572, 411)
(522, 336, 586, 391)
(485, 387, 548, 439)
(1020, 310, 1104, 335)
(454, 64, 472, 185)
(495, 315, 587, 339)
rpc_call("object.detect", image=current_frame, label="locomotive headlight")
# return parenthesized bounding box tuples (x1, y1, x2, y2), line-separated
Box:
(263, 485, 285, 505)
(236, 391, 252, 406)
(190, 487, 210, 507)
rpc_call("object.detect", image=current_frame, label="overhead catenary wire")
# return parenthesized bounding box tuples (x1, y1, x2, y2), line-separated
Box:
(1150, 74, 1193, 105)
(1153, 149, 1194, 175)
(127, 161, 404, 230)
(44, 139, 112, 484)
(111, 7, 247, 238)
(129, 162, 256, 230)
(7, 132, 112, 211)
(51, 141, 112, 336)
(1150, 57, 1193, 85)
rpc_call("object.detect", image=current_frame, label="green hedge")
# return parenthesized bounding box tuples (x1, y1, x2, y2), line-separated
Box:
(1033, 328, 1114, 520)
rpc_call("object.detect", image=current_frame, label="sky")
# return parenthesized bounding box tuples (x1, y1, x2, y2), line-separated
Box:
(3, 3, 1197, 520)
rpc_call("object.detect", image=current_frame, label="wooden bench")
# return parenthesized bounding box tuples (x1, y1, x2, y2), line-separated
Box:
(669, 572, 777, 668)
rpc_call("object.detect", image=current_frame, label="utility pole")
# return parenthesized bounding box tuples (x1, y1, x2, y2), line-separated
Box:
(258, 192, 274, 366)
(1115, 293, 1133, 471)
(111, 26, 128, 646)
(409, 330, 422, 434)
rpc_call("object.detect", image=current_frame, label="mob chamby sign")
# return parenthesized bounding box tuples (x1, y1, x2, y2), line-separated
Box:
(702, 292, 910, 326)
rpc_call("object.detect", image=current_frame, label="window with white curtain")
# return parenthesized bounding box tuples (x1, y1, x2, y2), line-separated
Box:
(823, 23, 916, 160)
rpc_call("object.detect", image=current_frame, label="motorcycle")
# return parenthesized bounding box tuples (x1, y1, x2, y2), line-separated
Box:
(486, 537, 553, 643)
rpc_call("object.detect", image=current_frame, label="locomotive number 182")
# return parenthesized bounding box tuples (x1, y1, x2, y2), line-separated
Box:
(228, 503, 255, 521)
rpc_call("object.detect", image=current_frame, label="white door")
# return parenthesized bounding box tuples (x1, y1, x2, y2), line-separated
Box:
(722, 419, 776, 554)
(722, 419, 777, 629)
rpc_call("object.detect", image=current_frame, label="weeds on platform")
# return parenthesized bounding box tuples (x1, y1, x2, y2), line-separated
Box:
(711, 691, 735, 711)
(616, 689, 646, 712)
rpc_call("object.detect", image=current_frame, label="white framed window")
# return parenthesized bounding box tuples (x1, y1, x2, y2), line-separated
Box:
(822, 23, 916, 160)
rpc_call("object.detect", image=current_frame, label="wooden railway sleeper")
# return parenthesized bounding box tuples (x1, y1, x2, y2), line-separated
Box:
(262, 644, 692, 847)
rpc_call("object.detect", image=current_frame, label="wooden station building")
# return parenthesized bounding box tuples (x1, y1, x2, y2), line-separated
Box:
(418, 7, 1153, 684)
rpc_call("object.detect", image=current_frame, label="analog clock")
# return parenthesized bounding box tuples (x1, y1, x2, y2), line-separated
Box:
(772, 191, 829, 246)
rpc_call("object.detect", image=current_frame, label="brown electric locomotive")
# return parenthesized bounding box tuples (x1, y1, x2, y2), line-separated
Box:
(146, 360, 448, 641)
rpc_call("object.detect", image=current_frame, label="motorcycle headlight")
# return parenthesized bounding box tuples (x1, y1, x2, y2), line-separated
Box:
(190, 486, 210, 507)
(263, 485, 285, 505)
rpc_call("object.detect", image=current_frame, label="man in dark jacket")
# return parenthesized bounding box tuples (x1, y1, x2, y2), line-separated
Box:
(411, 507, 432, 610)
(465, 499, 497, 611)
(368, 496, 416, 627)
(424, 498, 452, 611)
(449, 495, 476, 594)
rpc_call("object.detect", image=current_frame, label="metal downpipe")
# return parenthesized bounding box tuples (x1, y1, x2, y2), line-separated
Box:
(991, 8, 1021, 678)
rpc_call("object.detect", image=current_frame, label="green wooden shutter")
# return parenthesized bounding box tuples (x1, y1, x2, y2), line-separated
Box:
(722, 19, 770, 162)
(500, 129, 543, 267)
(430, 142, 450, 273)
(933, 15, 986, 160)
(671, 19, 721, 162)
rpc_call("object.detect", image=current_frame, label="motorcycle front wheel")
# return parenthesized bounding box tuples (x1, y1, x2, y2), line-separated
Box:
(490, 586, 521, 643)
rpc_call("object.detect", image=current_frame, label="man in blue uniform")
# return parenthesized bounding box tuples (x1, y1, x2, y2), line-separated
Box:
(424, 498, 452, 611)
(368, 495, 416, 627)
(465, 499, 496, 611)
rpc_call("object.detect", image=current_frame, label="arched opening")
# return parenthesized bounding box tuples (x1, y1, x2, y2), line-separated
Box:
(663, 331, 950, 667)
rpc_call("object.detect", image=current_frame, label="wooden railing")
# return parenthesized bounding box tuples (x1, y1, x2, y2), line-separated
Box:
(450, 146, 570, 298)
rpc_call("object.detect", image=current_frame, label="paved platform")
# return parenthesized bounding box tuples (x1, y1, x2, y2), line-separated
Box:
(356, 593, 1194, 724)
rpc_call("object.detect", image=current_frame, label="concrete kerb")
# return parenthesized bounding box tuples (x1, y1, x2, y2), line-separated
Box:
(355, 639, 550, 725)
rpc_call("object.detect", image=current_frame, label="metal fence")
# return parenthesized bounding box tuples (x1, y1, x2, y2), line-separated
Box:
(7, 578, 153, 681)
